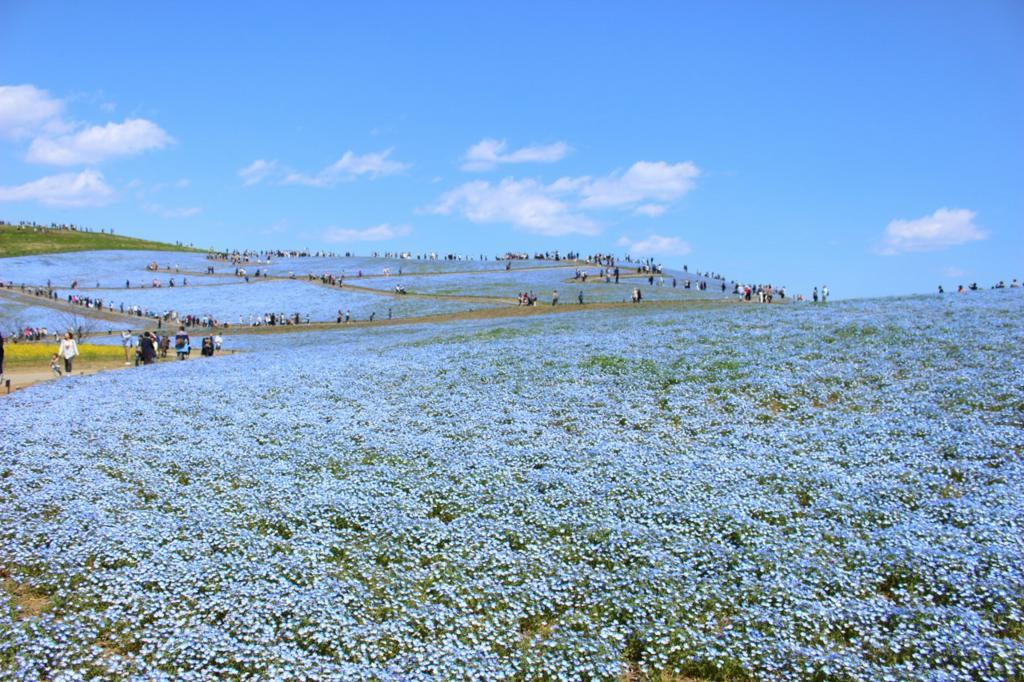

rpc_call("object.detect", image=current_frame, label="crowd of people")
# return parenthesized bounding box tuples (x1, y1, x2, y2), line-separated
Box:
(734, 284, 787, 303)
(241, 313, 310, 326)
(118, 327, 223, 366)
(1, 220, 114, 235)
(945, 279, 1021, 293)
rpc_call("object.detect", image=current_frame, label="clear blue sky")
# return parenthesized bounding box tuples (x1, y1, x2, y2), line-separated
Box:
(1, 1, 1021, 298)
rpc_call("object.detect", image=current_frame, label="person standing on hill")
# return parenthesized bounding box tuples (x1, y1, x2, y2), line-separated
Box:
(822, 285, 829, 302)
(552, 290, 559, 306)
(58, 331, 78, 375)
(0, 331, 5, 383)
(121, 329, 133, 365)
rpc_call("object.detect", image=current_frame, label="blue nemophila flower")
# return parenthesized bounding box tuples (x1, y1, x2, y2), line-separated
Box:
(1, 290, 1022, 679)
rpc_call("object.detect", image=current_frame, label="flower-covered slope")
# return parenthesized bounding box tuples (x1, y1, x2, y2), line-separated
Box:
(1, 292, 1022, 680)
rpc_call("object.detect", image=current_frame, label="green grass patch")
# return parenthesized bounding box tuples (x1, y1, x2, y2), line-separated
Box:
(0, 223, 207, 257)
(580, 353, 657, 375)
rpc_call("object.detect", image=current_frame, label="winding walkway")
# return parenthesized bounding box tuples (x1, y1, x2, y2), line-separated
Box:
(0, 287, 156, 326)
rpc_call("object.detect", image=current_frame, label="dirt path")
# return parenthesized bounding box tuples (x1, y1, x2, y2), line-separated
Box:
(227, 298, 738, 335)
(1, 350, 240, 396)
(0, 287, 155, 325)
(152, 260, 595, 282)
(1, 296, 748, 397)
(298, 278, 517, 305)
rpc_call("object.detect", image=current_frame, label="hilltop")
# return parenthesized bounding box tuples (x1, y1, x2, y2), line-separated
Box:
(0, 222, 205, 258)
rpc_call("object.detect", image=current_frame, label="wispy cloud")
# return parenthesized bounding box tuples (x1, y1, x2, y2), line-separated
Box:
(634, 203, 667, 217)
(880, 208, 987, 255)
(240, 149, 411, 188)
(616, 234, 692, 257)
(283, 149, 410, 187)
(26, 118, 174, 166)
(321, 223, 412, 243)
(428, 178, 598, 236)
(0, 169, 114, 207)
(238, 159, 278, 186)
(461, 138, 570, 171)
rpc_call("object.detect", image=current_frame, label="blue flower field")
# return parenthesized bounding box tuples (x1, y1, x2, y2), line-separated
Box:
(1, 289, 1022, 680)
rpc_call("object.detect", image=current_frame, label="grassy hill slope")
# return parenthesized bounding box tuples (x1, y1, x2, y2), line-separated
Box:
(0, 223, 205, 258)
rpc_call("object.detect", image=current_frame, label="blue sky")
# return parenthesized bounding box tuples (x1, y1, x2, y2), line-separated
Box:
(1, 1, 1021, 298)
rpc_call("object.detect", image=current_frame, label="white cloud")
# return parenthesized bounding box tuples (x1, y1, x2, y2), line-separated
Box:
(239, 159, 278, 186)
(283, 148, 410, 187)
(616, 234, 692, 257)
(143, 203, 201, 219)
(428, 178, 598, 236)
(427, 158, 698, 236)
(462, 138, 570, 171)
(0, 84, 66, 139)
(1, 84, 173, 168)
(27, 118, 174, 165)
(0, 169, 114, 207)
(880, 208, 987, 255)
(579, 161, 699, 208)
(321, 223, 412, 243)
(634, 203, 667, 217)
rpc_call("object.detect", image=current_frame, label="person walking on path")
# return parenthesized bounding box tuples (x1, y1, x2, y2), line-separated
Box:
(552, 290, 559, 306)
(58, 332, 79, 375)
(0, 331, 5, 384)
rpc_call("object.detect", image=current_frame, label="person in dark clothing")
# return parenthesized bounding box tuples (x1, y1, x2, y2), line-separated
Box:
(139, 332, 157, 365)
